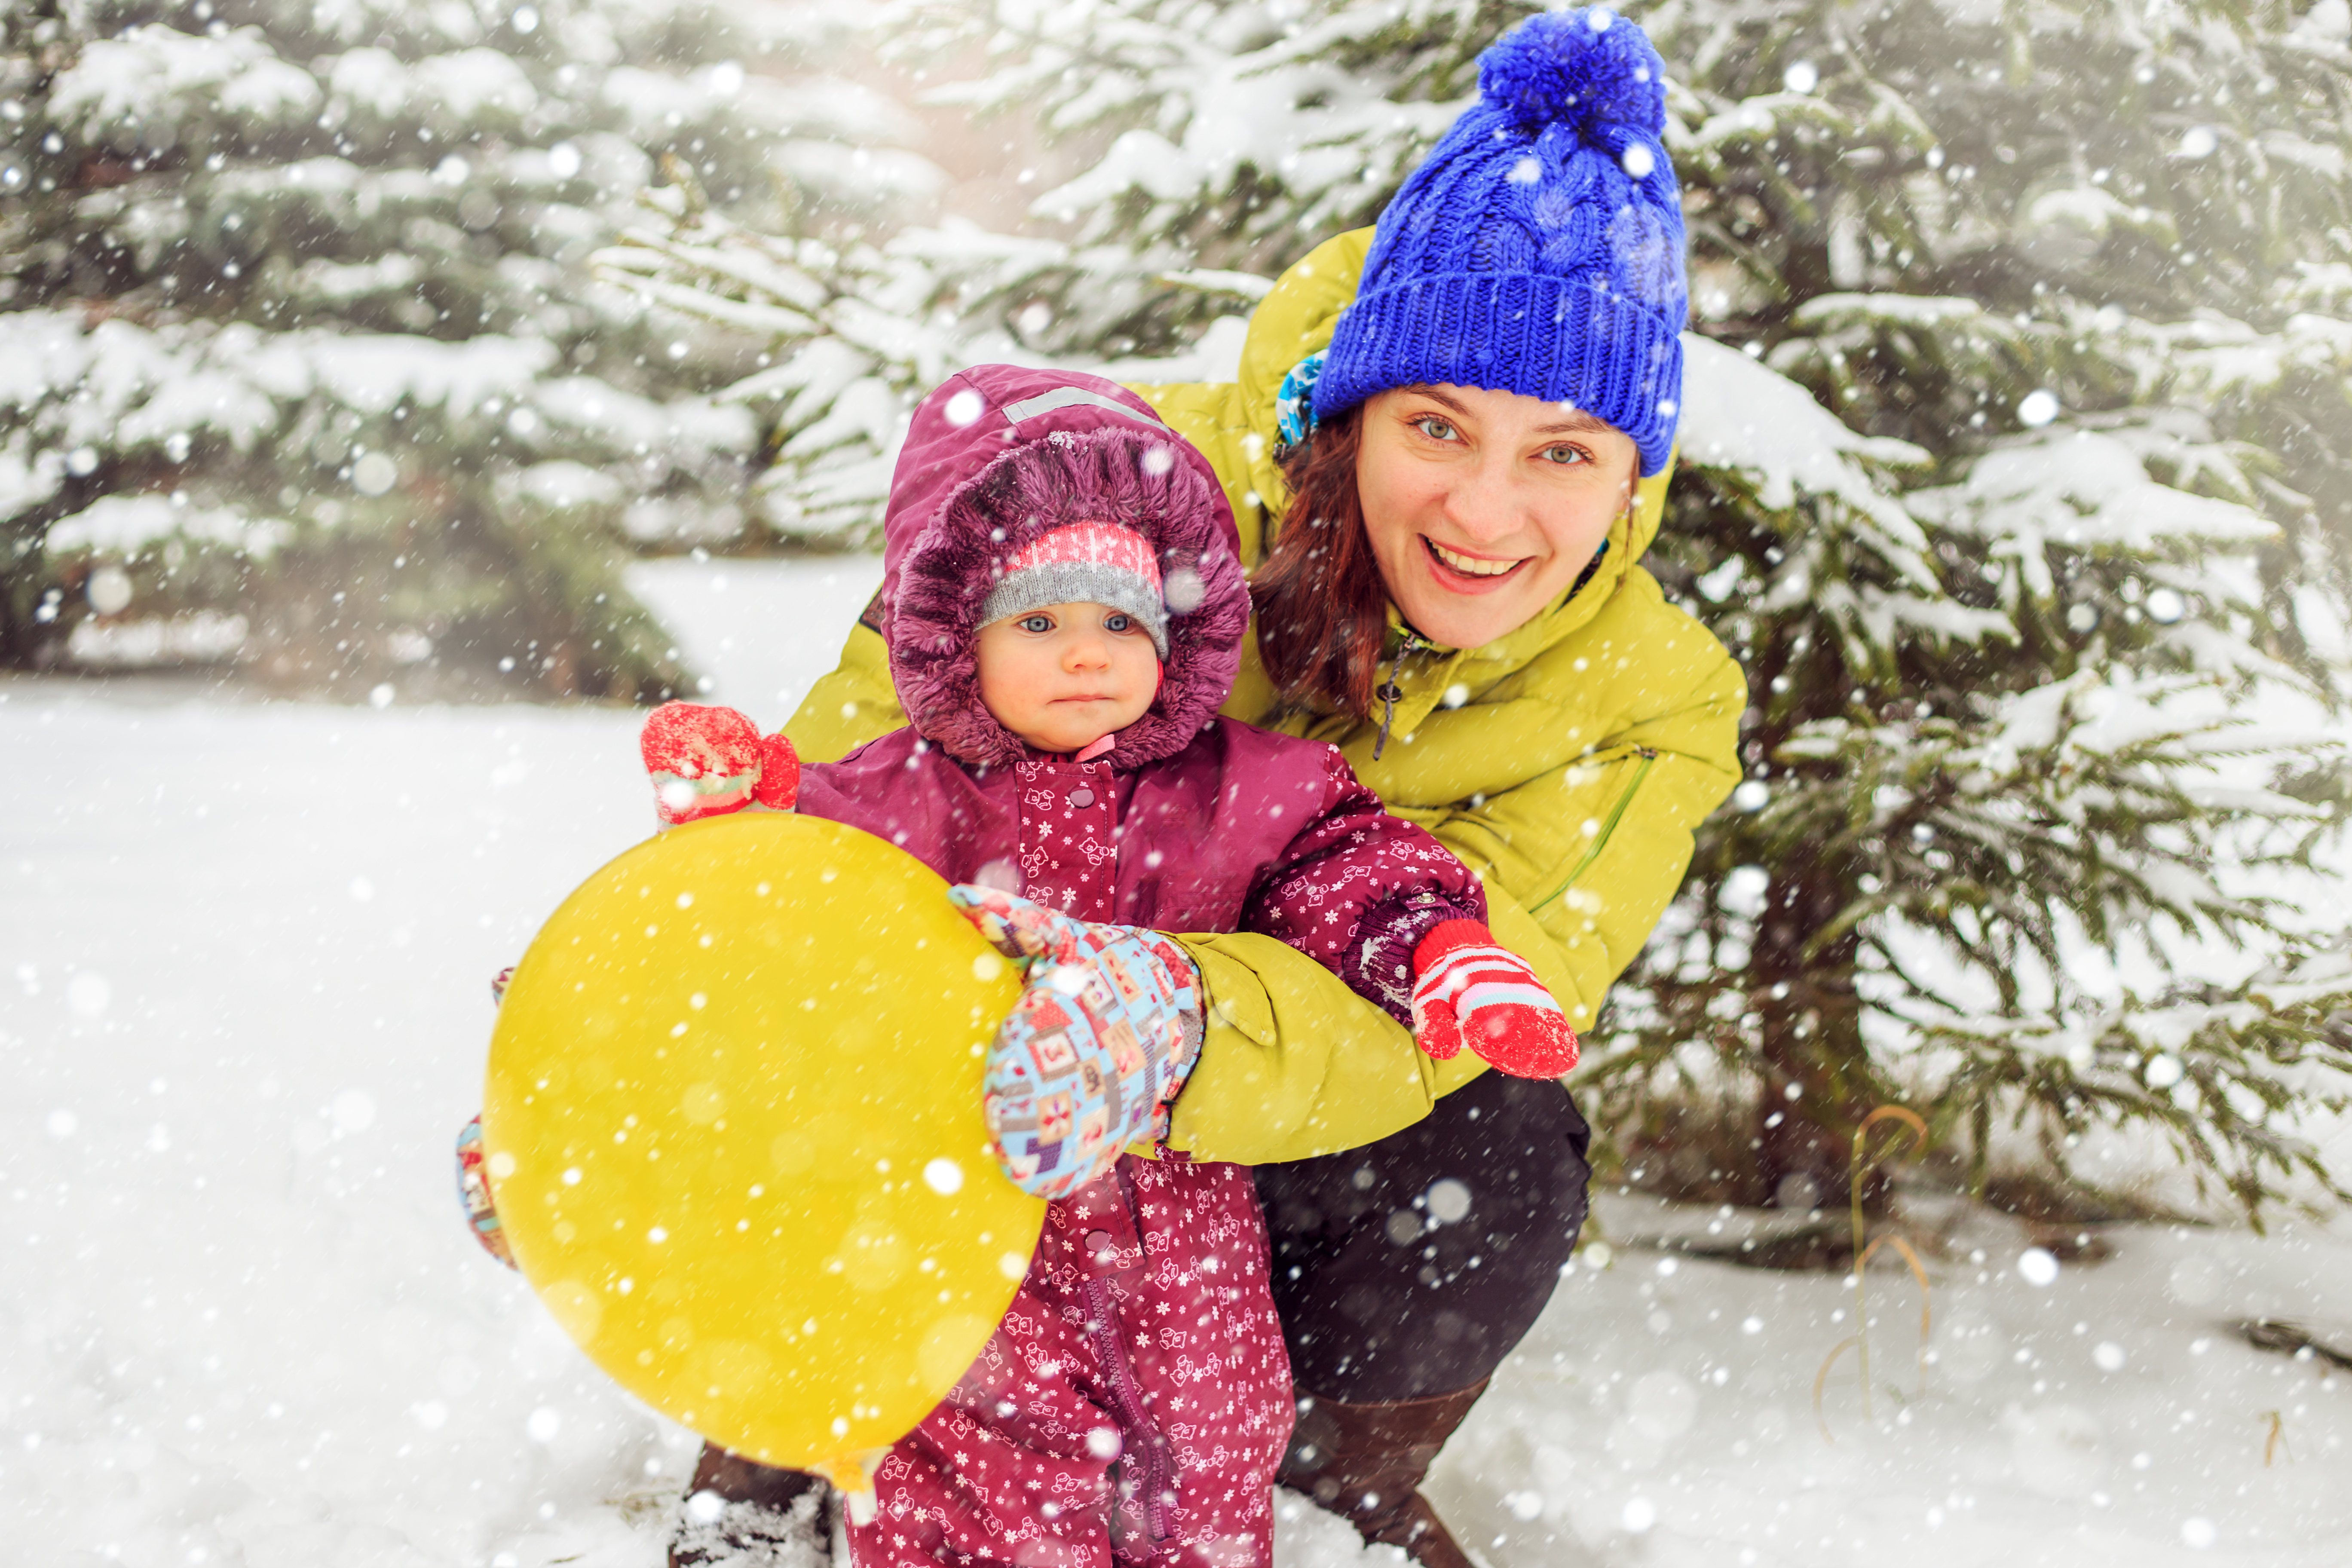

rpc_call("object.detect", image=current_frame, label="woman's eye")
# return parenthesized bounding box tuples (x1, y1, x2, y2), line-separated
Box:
(1413, 416, 1459, 442)
(1540, 444, 1590, 466)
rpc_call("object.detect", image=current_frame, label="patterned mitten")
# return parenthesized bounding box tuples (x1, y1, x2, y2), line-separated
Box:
(1410, 920, 1579, 1079)
(949, 885, 1203, 1201)
(455, 1115, 518, 1269)
(640, 702, 801, 826)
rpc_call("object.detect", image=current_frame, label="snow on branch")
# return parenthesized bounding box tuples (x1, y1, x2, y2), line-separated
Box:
(45, 495, 291, 559)
(52, 26, 320, 135)
(1679, 332, 1931, 524)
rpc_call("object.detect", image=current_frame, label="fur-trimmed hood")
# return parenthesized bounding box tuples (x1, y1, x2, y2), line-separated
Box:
(879, 365, 1249, 771)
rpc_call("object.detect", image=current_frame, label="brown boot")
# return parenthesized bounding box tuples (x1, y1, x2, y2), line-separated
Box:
(668, 1443, 827, 1568)
(1277, 1381, 1488, 1568)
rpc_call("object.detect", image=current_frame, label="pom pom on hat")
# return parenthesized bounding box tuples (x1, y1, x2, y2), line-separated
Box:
(1477, 7, 1667, 135)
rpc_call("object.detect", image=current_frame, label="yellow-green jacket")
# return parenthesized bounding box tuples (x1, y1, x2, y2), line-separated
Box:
(787, 230, 1746, 1165)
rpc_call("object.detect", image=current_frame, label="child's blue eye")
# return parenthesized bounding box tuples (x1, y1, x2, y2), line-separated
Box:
(1019, 615, 1053, 633)
(1105, 613, 1132, 632)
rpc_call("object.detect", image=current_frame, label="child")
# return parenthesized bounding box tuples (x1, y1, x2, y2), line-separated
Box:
(472, 364, 1577, 1568)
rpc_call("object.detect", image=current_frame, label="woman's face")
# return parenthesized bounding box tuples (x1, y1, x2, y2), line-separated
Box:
(1354, 384, 1642, 651)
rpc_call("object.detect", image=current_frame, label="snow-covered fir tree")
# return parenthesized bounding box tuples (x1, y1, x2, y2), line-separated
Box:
(609, 0, 2352, 1216)
(1625, 0, 2352, 1218)
(1, 0, 929, 696)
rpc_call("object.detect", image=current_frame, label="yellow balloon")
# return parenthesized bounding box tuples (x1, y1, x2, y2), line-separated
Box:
(482, 812, 1041, 1490)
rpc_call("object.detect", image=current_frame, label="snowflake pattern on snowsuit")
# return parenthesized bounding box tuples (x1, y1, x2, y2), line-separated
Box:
(852, 1159, 1289, 1568)
(810, 732, 1476, 1568)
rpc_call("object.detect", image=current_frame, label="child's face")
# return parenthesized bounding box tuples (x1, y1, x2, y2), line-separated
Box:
(974, 602, 1161, 755)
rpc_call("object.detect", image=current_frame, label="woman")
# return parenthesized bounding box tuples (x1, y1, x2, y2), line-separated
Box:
(676, 11, 1743, 1568)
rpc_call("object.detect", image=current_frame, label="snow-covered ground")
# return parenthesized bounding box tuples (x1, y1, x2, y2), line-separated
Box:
(6, 559, 2350, 1568)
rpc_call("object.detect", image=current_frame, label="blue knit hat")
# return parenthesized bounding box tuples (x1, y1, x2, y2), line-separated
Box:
(1312, 7, 1687, 476)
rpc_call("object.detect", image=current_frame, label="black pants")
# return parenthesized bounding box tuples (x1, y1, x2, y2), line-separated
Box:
(1253, 1070, 1592, 1403)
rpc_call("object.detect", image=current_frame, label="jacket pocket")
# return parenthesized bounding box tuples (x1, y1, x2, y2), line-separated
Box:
(1529, 745, 1657, 914)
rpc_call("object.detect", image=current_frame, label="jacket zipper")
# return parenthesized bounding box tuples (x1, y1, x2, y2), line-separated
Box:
(1084, 1276, 1176, 1541)
(1529, 746, 1657, 914)
(1081, 1165, 1177, 1541)
(1373, 630, 1438, 760)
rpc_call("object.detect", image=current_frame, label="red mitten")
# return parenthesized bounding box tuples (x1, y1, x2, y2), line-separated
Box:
(1410, 920, 1579, 1078)
(640, 702, 799, 825)
(753, 732, 800, 808)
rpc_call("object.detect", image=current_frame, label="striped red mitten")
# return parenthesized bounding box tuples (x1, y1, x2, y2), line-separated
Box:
(1410, 920, 1579, 1078)
(639, 702, 800, 826)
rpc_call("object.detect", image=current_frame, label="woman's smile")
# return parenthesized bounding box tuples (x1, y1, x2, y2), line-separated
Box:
(1422, 537, 1531, 588)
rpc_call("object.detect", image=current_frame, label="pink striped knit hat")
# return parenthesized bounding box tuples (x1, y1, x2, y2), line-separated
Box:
(977, 521, 1169, 657)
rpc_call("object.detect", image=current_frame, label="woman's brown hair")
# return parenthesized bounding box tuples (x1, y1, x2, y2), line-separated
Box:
(1249, 406, 1390, 718)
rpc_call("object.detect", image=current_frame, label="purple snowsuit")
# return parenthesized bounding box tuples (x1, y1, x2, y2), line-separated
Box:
(795, 365, 1483, 1568)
